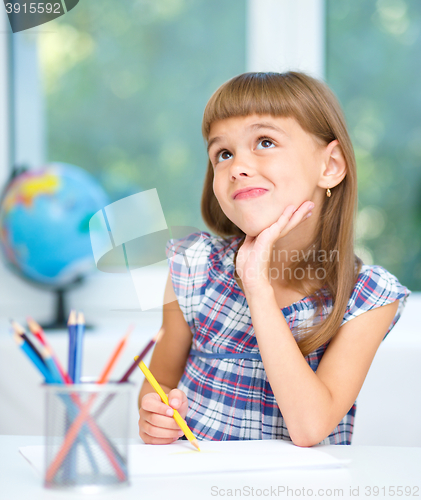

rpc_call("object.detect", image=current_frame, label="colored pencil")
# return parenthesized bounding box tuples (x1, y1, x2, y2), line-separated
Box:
(98, 326, 133, 383)
(41, 346, 65, 384)
(13, 332, 54, 383)
(45, 327, 133, 482)
(67, 310, 77, 383)
(26, 317, 48, 345)
(27, 317, 72, 384)
(65, 311, 78, 479)
(136, 359, 200, 451)
(120, 327, 164, 383)
(11, 320, 45, 366)
(73, 312, 85, 384)
(93, 328, 164, 420)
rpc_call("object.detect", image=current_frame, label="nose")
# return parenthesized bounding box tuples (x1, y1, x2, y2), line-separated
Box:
(229, 153, 255, 181)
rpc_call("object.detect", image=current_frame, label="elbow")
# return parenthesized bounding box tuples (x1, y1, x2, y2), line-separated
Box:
(290, 435, 319, 448)
(289, 425, 330, 448)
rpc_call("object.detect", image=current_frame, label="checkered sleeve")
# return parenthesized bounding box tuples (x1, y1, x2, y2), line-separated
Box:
(165, 231, 212, 332)
(340, 265, 411, 339)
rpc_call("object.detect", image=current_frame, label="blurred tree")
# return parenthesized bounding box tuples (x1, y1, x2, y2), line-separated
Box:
(38, 0, 246, 231)
(326, 0, 421, 290)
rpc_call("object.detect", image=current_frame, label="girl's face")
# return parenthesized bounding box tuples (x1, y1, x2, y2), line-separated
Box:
(208, 114, 328, 237)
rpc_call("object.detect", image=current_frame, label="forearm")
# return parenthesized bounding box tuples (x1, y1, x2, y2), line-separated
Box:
(245, 285, 334, 446)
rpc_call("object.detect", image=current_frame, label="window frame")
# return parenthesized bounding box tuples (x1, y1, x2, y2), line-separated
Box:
(246, 0, 325, 79)
(0, 8, 11, 188)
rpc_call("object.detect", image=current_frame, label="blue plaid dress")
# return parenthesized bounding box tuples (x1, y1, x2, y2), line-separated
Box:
(165, 231, 411, 444)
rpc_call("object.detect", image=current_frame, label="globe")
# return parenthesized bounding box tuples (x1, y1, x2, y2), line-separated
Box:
(0, 163, 109, 327)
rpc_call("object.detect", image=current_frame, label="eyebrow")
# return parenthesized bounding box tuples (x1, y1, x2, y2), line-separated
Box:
(207, 122, 288, 153)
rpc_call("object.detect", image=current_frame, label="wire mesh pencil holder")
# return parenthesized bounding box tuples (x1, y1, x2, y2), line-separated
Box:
(43, 381, 132, 493)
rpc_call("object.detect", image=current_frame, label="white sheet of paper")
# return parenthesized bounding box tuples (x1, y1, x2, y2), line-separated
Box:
(19, 440, 349, 478)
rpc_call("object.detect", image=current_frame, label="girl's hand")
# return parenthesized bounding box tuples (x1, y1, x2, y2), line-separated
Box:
(138, 388, 189, 445)
(236, 201, 314, 294)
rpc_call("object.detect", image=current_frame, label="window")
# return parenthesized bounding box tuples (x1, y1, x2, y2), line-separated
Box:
(326, 0, 421, 289)
(12, 0, 247, 231)
(3, 0, 327, 314)
(9, 1, 418, 291)
(10, 0, 326, 231)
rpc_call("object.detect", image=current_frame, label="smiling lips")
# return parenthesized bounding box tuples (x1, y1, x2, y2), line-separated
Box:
(232, 187, 268, 200)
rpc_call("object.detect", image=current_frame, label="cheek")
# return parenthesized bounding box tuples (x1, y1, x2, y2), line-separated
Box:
(272, 170, 296, 193)
(212, 176, 219, 200)
(273, 157, 314, 190)
(212, 176, 225, 206)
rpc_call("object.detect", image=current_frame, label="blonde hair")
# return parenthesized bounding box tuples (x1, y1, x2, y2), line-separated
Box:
(201, 71, 362, 357)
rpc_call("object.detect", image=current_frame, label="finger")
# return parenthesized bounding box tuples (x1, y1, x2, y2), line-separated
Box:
(140, 420, 184, 442)
(256, 205, 297, 246)
(168, 389, 188, 411)
(292, 201, 314, 221)
(141, 393, 174, 416)
(266, 204, 297, 236)
(142, 410, 182, 431)
(295, 201, 314, 217)
(140, 435, 181, 445)
(279, 202, 314, 236)
(282, 204, 297, 219)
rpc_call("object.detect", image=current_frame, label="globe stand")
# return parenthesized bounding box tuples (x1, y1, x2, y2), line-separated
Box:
(41, 283, 93, 331)
(41, 289, 67, 330)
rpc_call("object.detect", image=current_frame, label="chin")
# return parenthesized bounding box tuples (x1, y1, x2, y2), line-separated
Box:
(236, 217, 276, 238)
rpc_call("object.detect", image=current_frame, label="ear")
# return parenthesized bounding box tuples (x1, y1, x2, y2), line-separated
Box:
(318, 140, 347, 189)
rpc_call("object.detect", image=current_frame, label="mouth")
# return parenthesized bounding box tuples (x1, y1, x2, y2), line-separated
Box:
(232, 188, 268, 200)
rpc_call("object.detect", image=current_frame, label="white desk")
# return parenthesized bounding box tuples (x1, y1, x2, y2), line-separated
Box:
(1, 436, 420, 500)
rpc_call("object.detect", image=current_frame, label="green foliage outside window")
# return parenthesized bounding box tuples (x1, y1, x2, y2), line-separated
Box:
(39, 0, 245, 230)
(326, 0, 421, 289)
(37, 0, 420, 289)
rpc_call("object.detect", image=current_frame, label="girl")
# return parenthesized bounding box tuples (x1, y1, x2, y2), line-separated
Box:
(138, 71, 411, 446)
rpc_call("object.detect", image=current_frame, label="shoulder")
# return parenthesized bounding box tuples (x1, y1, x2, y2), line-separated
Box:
(341, 264, 411, 338)
(348, 264, 410, 311)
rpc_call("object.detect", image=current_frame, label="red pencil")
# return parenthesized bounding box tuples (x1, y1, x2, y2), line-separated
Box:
(26, 317, 72, 384)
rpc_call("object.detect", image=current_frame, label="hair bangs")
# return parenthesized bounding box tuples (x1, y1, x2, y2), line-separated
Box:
(202, 73, 298, 140)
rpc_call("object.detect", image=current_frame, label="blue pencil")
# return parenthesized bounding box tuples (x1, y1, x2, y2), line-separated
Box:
(13, 332, 55, 383)
(73, 312, 85, 384)
(11, 320, 46, 366)
(66, 310, 78, 480)
(67, 310, 77, 383)
(41, 346, 65, 384)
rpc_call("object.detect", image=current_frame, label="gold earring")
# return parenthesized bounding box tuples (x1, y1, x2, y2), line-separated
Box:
(326, 185, 331, 198)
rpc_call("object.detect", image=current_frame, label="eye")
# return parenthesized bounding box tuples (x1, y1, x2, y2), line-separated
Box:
(216, 150, 233, 163)
(256, 138, 275, 150)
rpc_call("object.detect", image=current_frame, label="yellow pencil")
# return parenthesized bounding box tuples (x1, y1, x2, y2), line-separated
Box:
(136, 358, 200, 451)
